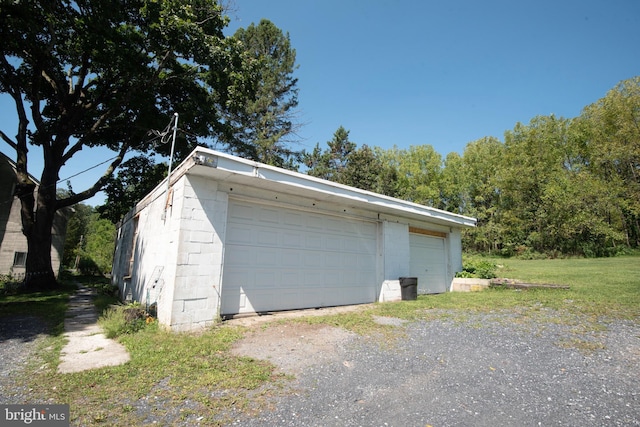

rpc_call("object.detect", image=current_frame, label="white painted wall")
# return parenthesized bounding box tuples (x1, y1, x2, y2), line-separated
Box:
(448, 227, 463, 284)
(112, 174, 229, 331)
(113, 175, 183, 326)
(382, 221, 410, 280)
(169, 175, 228, 331)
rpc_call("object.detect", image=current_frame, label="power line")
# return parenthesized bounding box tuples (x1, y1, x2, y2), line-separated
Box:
(56, 155, 118, 184)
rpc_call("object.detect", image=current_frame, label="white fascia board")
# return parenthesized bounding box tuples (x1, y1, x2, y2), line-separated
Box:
(186, 147, 477, 228)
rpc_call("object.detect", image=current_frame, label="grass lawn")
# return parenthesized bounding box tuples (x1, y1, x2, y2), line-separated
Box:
(1, 255, 638, 425)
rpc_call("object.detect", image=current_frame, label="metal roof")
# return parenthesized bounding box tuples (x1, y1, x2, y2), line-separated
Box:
(170, 147, 476, 228)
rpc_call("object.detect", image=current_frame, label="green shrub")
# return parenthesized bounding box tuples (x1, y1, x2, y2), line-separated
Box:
(77, 257, 102, 276)
(456, 257, 498, 279)
(99, 302, 148, 338)
(0, 275, 22, 295)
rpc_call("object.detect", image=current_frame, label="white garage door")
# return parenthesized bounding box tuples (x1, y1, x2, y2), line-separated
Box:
(409, 233, 448, 294)
(221, 200, 378, 315)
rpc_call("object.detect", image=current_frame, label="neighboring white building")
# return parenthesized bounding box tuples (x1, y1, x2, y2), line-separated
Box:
(111, 147, 476, 331)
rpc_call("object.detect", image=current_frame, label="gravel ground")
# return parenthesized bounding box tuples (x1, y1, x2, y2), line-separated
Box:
(0, 315, 50, 404)
(231, 312, 640, 427)
(1, 310, 638, 426)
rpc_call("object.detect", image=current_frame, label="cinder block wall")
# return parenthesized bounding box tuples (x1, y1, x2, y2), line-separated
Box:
(169, 175, 228, 331)
(112, 176, 184, 328)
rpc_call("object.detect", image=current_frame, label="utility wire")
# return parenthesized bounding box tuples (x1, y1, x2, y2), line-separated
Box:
(56, 155, 118, 184)
(2, 115, 180, 206)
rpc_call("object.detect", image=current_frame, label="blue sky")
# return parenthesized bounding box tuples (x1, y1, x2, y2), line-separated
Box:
(1, 0, 638, 206)
(226, 0, 639, 155)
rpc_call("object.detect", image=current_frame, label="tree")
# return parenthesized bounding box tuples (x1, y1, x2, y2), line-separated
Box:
(224, 19, 300, 168)
(574, 76, 640, 247)
(97, 156, 168, 224)
(303, 126, 356, 182)
(459, 136, 505, 253)
(440, 152, 465, 214)
(499, 115, 571, 254)
(82, 213, 116, 275)
(61, 201, 93, 268)
(341, 145, 399, 196)
(382, 145, 443, 207)
(0, 0, 253, 290)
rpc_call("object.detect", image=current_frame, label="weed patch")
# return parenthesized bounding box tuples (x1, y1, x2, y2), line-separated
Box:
(99, 303, 150, 339)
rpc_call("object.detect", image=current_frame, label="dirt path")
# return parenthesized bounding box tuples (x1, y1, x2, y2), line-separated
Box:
(231, 322, 357, 374)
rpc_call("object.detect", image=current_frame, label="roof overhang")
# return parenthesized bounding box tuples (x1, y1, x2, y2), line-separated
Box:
(171, 147, 476, 228)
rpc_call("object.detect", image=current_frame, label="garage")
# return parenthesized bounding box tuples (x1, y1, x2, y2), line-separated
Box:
(221, 199, 379, 315)
(112, 147, 475, 331)
(409, 231, 448, 294)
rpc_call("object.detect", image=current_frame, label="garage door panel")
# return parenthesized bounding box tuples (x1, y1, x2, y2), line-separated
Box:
(222, 200, 378, 315)
(282, 232, 301, 247)
(258, 207, 280, 223)
(283, 211, 303, 227)
(301, 251, 323, 268)
(323, 235, 341, 251)
(304, 270, 329, 286)
(305, 235, 322, 249)
(257, 229, 278, 245)
(281, 271, 299, 286)
(325, 252, 343, 266)
(281, 249, 301, 266)
(409, 233, 447, 294)
(224, 247, 252, 266)
(254, 249, 277, 266)
(227, 225, 253, 244)
(228, 202, 254, 221)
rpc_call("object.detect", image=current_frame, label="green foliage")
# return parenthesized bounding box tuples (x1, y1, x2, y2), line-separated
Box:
(303, 128, 399, 196)
(98, 303, 148, 339)
(456, 257, 498, 279)
(454, 78, 640, 256)
(0, 275, 23, 295)
(304, 126, 356, 182)
(62, 203, 94, 268)
(1, 0, 299, 287)
(97, 156, 168, 223)
(82, 214, 116, 274)
(63, 209, 115, 275)
(383, 145, 443, 206)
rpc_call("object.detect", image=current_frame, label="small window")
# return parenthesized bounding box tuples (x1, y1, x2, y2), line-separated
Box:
(13, 252, 27, 267)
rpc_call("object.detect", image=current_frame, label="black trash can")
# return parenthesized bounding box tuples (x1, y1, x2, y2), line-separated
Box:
(399, 277, 418, 300)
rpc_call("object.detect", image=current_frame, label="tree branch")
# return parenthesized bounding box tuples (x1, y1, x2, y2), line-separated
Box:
(56, 142, 130, 209)
(0, 131, 18, 151)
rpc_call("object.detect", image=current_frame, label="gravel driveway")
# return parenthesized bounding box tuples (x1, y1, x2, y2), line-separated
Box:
(0, 315, 50, 404)
(1, 309, 638, 426)
(231, 311, 639, 427)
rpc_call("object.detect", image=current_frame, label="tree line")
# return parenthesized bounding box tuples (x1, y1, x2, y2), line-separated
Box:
(97, 76, 639, 259)
(302, 77, 640, 258)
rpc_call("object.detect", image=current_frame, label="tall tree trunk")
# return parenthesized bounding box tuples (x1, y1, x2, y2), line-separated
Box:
(17, 171, 59, 291)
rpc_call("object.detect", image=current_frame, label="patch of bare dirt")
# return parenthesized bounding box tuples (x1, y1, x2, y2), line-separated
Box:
(231, 322, 357, 374)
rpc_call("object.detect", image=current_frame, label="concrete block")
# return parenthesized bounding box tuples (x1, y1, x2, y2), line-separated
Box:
(450, 278, 490, 292)
(379, 280, 402, 302)
(189, 230, 214, 243)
